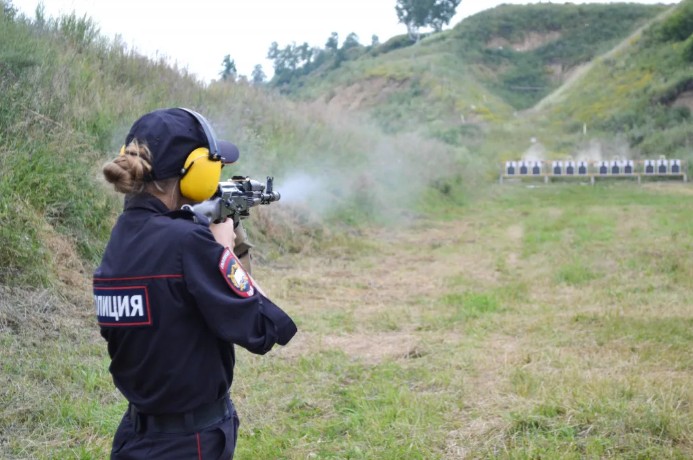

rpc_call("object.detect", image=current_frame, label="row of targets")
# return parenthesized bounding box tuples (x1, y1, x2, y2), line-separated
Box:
(594, 160, 635, 175)
(505, 159, 683, 176)
(504, 161, 543, 176)
(643, 159, 682, 174)
(504, 160, 592, 176)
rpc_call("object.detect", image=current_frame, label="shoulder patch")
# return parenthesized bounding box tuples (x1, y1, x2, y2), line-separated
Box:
(219, 248, 255, 298)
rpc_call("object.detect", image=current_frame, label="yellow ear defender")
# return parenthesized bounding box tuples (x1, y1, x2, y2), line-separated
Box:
(179, 147, 223, 202)
(117, 142, 220, 201)
(177, 108, 224, 202)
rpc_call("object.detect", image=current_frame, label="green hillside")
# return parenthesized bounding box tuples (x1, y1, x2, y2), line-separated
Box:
(451, 3, 669, 109)
(267, 1, 692, 171)
(528, 0, 693, 161)
(269, 3, 667, 148)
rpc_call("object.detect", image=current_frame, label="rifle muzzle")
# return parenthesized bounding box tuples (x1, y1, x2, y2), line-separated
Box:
(261, 191, 281, 204)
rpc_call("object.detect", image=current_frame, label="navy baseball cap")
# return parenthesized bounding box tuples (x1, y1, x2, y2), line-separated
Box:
(124, 108, 239, 181)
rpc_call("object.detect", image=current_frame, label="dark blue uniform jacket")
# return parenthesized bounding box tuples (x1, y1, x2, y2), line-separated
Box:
(93, 193, 297, 414)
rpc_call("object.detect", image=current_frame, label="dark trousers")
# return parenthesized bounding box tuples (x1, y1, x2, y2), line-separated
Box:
(111, 400, 239, 459)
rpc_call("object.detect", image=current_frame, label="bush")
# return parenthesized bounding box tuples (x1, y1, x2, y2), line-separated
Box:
(683, 33, 693, 61)
(372, 34, 415, 56)
(652, 0, 693, 42)
(637, 121, 693, 160)
(1, 0, 16, 19)
(653, 77, 693, 105)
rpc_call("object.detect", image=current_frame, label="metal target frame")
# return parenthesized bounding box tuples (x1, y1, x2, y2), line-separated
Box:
(499, 158, 688, 184)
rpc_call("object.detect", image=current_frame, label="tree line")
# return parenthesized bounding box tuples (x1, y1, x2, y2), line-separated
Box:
(219, 0, 461, 84)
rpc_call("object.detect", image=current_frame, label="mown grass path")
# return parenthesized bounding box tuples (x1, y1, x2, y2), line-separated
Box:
(2, 183, 692, 459)
(246, 183, 693, 459)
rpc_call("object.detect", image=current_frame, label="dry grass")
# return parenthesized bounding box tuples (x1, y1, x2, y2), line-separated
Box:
(2, 183, 693, 459)
(251, 183, 693, 458)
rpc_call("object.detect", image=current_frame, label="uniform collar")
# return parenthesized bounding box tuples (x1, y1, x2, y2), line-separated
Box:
(124, 193, 171, 214)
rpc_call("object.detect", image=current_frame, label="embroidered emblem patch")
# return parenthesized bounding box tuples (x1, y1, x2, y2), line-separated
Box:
(94, 285, 152, 327)
(219, 249, 255, 298)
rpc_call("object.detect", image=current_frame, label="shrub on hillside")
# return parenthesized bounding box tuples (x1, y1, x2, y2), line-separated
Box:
(651, 0, 693, 42)
(683, 33, 693, 61)
(372, 34, 416, 56)
(653, 76, 693, 105)
(1, 0, 16, 18)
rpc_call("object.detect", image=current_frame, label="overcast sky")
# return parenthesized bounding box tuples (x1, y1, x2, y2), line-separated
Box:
(11, 0, 678, 83)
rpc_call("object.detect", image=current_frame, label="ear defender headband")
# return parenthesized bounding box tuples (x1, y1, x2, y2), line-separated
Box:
(178, 108, 224, 202)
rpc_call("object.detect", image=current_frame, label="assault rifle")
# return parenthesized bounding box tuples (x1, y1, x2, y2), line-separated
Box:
(183, 176, 281, 225)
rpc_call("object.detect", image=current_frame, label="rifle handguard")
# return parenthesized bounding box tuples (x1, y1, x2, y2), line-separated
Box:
(184, 176, 280, 224)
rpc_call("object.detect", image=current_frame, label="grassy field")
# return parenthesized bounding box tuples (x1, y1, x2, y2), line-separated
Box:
(2, 182, 693, 459)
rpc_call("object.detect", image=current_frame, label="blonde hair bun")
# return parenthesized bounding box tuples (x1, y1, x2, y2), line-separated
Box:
(102, 142, 152, 194)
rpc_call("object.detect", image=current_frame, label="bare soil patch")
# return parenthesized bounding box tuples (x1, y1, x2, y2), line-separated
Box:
(322, 77, 409, 112)
(672, 90, 693, 111)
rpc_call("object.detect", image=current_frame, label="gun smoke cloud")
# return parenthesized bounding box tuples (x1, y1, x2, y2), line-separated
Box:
(211, 92, 474, 229)
(230, 122, 464, 225)
(272, 135, 455, 223)
(575, 138, 633, 163)
(518, 137, 635, 165)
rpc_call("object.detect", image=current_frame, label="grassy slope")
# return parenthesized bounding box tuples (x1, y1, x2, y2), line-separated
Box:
(277, 4, 665, 148)
(276, 2, 693, 169)
(0, 5, 470, 288)
(451, 3, 668, 109)
(527, 0, 693, 163)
